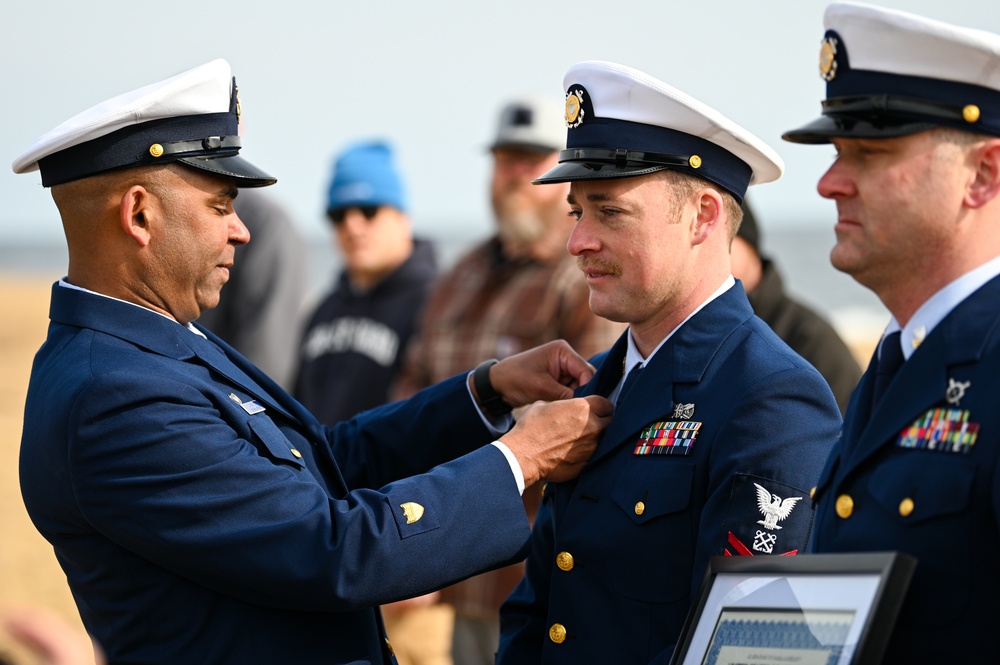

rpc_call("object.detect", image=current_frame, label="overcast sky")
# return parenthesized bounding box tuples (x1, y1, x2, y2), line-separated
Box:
(3, 0, 998, 247)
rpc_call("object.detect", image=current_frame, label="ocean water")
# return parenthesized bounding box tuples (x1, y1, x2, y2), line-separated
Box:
(0, 225, 889, 348)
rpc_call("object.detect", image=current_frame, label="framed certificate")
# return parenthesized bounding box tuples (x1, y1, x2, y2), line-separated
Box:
(669, 552, 916, 665)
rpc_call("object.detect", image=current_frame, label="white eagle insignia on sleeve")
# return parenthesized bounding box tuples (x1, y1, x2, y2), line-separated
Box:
(754, 483, 803, 530)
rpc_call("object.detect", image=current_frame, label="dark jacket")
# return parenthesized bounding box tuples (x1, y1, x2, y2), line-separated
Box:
(747, 259, 862, 415)
(811, 273, 1000, 662)
(499, 283, 842, 665)
(294, 238, 437, 424)
(20, 282, 528, 665)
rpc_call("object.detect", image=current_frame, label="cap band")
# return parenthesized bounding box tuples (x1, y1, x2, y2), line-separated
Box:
(155, 135, 242, 158)
(559, 148, 692, 169)
(563, 117, 753, 200)
(823, 68, 1000, 136)
(38, 111, 235, 186)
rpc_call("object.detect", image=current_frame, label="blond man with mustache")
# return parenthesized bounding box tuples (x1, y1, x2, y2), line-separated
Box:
(498, 61, 842, 665)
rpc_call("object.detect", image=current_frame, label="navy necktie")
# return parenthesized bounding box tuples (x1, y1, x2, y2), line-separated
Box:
(617, 363, 643, 407)
(872, 331, 904, 408)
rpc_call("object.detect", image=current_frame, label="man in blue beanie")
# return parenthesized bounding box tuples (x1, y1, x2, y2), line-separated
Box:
(294, 140, 438, 425)
(294, 140, 448, 664)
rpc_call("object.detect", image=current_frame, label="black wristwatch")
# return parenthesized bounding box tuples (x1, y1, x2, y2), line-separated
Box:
(473, 358, 513, 418)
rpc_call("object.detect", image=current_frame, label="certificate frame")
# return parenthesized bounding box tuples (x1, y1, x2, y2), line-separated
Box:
(669, 552, 916, 665)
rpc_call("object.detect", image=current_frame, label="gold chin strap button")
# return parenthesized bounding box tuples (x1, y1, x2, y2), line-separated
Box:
(835, 494, 854, 519)
(556, 551, 574, 572)
(899, 497, 915, 517)
(149, 143, 164, 158)
(549, 623, 567, 644)
(963, 104, 981, 123)
(688, 155, 702, 169)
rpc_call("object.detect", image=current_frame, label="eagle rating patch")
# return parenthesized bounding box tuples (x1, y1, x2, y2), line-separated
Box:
(721, 475, 813, 556)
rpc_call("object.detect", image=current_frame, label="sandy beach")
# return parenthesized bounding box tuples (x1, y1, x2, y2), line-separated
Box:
(0, 275, 87, 663)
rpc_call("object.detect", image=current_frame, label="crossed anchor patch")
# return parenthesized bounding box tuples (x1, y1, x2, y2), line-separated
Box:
(753, 530, 778, 554)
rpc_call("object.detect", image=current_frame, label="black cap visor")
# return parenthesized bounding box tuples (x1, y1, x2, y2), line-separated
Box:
(532, 148, 693, 184)
(178, 153, 277, 187)
(783, 113, 940, 145)
(533, 160, 671, 184)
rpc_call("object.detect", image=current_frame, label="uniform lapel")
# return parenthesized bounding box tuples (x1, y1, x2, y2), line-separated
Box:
(49, 283, 304, 426)
(840, 276, 1000, 473)
(578, 334, 629, 400)
(588, 284, 752, 465)
(592, 344, 675, 463)
(187, 325, 302, 424)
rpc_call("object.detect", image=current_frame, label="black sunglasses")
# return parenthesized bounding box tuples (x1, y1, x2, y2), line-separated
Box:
(329, 205, 380, 225)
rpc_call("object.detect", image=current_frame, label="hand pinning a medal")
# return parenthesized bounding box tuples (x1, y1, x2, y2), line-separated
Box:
(469, 340, 613, 485)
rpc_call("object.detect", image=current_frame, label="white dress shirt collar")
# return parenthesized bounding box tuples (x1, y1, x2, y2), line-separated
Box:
(882, 254, 1000, 360)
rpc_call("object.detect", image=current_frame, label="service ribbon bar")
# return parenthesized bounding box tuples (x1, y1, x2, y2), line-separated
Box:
(897, 407, 980, 454)
(634, 420, 701, 456)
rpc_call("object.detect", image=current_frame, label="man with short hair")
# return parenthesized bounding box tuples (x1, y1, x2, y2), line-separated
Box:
(783, 3, 1000, 660)
(294, 140, 438, 425)
(498, 61, 842, 664)
(13, 59, 612, 665)
(393, 97, 626, 665)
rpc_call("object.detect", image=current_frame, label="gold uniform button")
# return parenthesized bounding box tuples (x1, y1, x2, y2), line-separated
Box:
(556, 551, 574, 572)
(541, 483, 548, 496)
(634, 501, 645, 516)
(549, 623, 567, 644)
(809, 486, 817, 499)
(290, 448, 302, 458)
(835, 494, 854, 519)
(899, 497, 915, 517)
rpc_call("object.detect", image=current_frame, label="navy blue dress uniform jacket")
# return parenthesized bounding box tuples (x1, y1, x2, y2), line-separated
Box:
(19, 284, 532, 665)
(498, 283, 841, 664)
(811, 274, 1000, 662)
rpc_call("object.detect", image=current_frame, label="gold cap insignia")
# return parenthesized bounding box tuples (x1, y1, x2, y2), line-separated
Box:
(565, 90, 585, 128)
(963, 104, 980, 123)
(149, 144, 164, 158)
(820, 36, 839, 82)
(400, 502, 424, 524)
